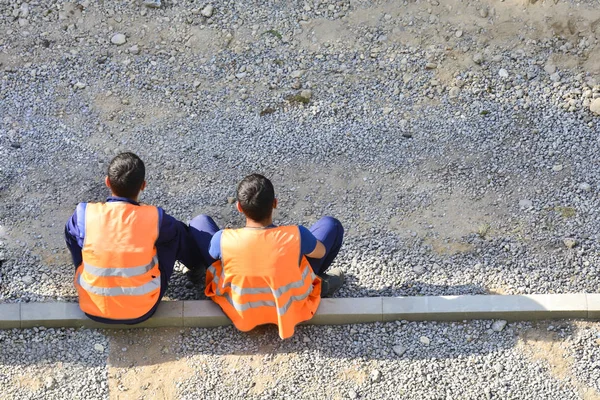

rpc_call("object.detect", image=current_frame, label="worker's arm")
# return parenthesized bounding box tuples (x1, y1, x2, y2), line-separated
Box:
(306, 240, 326, 259)
(64, 203, 86, 267)
(208, 230, 223, 261)
(299, 226, 326, 259)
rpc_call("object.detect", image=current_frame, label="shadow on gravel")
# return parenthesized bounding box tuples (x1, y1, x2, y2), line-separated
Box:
(339, 275, 489, 298)
(99, 284, 575, 368)
(11, 293, 79, 303)
(166, 272, 491, 302)
(1, 275, 575, 369)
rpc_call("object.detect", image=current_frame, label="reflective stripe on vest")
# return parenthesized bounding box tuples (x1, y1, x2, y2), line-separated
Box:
(207, 263, 316, 314)
(205, 226, 321, 339)
(75, 202, 161, 320)
(77, 273, 161, 296)
(83, 255, 158, 278)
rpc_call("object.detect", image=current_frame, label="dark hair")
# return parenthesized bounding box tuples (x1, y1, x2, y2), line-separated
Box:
(107, 152, 145, 199)
(236, 174, 275, 222)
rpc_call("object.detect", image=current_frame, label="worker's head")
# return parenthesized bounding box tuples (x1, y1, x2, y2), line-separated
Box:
(105, 152, 146, 200)
(236, 174, 277, 223)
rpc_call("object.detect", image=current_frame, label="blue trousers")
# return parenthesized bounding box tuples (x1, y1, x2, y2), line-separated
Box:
(189, 215, 344, 276)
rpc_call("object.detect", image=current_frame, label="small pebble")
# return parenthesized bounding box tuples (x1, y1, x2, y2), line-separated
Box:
(110, 33, 127, 45)
(491, 320, 507, 332)
(143, 0, 161, 8)
(392, 345, 407, 356)
(578, 183, 591, 192)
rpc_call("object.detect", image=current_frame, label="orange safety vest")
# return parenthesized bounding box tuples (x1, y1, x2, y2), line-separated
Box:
(205, 226, 322, 339)
(74, 202, 162, 320)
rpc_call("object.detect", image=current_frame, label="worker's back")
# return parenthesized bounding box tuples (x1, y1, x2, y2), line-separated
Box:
(205, 226, 321, 339)
(76, 201, 161, 319)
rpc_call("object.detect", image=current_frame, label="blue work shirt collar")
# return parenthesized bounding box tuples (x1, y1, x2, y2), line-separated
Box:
(244, 224, 276, 229)
(106, 196, 140, 206)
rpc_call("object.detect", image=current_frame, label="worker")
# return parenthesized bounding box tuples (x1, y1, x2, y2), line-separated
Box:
(65, 152, 208, 324)
(190, 173, 344, 339)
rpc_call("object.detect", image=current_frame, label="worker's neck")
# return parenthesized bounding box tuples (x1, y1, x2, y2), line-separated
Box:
(111, 191, 140, 203)
(245, 216, 273, 228)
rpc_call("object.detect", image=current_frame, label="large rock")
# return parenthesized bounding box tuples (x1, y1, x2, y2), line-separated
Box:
(590, 98, 600, 116)
(201, 4, 214, 17)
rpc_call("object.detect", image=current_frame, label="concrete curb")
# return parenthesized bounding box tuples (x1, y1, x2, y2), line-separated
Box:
(1, 294, 599, 329)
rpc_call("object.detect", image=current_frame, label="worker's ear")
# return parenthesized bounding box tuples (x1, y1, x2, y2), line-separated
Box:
(236, 201, 243, 213)
(105, 176, 111, 189)
(273, 198, 278, 209)
(140, 181, 147, 191)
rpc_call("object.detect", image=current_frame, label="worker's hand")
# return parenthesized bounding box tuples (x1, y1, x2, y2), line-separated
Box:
(306, 240, 326, 259)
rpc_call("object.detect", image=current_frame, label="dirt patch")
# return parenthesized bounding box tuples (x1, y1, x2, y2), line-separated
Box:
(487, 287, 508, 295)
(390, 189, 500, 254)
(107, 328, 194, 400)
(518, 324, 600, 400)
(337, 365, 368, 385)
(187, 26, 226, 55)
(426, 238, 474, 255)
(584, 50, 600, 76)
(338, 0, 600, 82)
(297, 18, 358, 51)
(13, 372, 43, 393)
(518, 327, 572, 380)
(220, 349, 292, 396)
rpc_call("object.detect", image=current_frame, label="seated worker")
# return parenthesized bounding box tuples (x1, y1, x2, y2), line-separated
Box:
(189, 173, 344, 339)
(64, 152, 208, 324)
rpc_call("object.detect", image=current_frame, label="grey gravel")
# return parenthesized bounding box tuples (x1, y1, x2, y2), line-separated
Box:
(0, 328, 108, 399)
(1, 320, 599, 399)
(578, 183, 592, 192)
(519, 199, 533, 209)
(174, 320, 600, 399)
(1, 0, 600, 397)
(0, 0, 599, 306)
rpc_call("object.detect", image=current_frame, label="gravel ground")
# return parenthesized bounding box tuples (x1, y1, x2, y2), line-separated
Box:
(2, 320, 600, 399)
(1, 0, 600, 302)
(1, 1, 600, 398)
